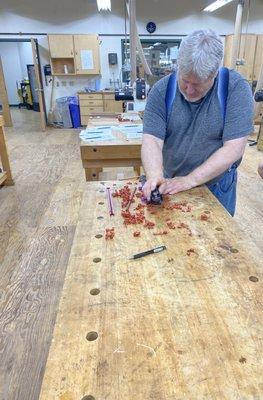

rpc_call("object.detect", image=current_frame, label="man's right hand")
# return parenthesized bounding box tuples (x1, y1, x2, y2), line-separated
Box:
(142, 176, 166, 201)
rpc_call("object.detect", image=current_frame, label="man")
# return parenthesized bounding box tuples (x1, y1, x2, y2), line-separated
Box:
(142, 29, 254, 216)
(259, 162, 263, 179)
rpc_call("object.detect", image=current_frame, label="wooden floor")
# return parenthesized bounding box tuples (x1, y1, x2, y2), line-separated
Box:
(0, 108, 262, 400)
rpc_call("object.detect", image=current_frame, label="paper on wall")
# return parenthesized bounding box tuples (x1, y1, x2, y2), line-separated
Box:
(80, 50, 94, 70)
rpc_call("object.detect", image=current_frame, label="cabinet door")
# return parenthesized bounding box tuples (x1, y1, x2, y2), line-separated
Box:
(104, 100, 123, 113)
(253, 35, 263, 81)
(48, 35, 74, 58)
(74, 35, 101, 75)
(236, 34, 257, 81)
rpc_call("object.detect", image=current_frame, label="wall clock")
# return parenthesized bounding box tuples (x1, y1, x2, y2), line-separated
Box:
(146, 21, 156, 34)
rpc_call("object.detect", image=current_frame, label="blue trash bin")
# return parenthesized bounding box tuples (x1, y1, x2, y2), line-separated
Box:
(68, 96, 81, 128)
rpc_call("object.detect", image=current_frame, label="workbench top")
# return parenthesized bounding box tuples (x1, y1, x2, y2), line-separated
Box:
(39, 181, 263, 399)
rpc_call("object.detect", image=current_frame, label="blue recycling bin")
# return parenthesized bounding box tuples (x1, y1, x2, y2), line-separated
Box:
(68, 96, 81, 128)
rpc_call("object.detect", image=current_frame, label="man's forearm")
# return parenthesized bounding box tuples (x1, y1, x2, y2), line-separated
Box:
(188, 138, 247, 186)
(141, 134, 164, 179)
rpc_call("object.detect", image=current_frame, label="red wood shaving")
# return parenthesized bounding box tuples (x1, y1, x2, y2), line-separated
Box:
(177, 222, 193, 236)
(167, 221, 176, 229)
(200, 214, 209, 221)
(164, 200, 192, 213)
(133, 231, 141, 237)
(121, 210, 145, 225)
(187, 248, 196, 256)
(153, 230, 168, 235)
(177, 222, 189, 229)
(105, 228, 115, 240)
(144, 220, 155, 229)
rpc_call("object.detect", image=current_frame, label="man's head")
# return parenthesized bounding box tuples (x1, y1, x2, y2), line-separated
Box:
(177, 29, 223, 102)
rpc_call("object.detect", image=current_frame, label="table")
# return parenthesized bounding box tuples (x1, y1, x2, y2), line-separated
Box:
(39, 181, 263, 399)
(80, 113, 142, 181)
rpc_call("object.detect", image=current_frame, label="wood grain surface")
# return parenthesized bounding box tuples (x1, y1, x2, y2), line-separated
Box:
(1, 109, 262, 400)
(39, 181, 263, 400)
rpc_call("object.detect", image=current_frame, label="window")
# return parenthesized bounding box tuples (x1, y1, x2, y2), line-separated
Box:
(121, 38, 181, 85)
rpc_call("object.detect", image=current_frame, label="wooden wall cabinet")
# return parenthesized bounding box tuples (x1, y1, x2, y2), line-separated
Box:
(224, 34, 262, 82)
(74, 35, 101, 75)
(48, 34, 101, 76)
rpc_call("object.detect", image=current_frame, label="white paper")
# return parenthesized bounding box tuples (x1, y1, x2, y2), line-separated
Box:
(80, 50, 94, 70)
(170, 46, 179, 60)
(79, 126, 114, 142)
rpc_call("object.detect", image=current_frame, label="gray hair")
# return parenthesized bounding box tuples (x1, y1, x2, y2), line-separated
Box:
(177, 29, 223, 81)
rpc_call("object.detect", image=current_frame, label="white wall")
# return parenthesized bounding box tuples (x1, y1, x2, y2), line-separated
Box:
(0, 41, 33, 105)
(0, 0, 262, 35)
(18, 42, 33, 77)
(0, 42, 23, 104)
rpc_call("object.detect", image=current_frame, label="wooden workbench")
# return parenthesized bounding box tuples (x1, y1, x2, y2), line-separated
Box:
(80, 113, 142, 181)
(39, 181, 263, 399)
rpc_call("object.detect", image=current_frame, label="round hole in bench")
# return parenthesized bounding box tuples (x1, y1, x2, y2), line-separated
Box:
(90, 288, 100, 296)
(86, 331, 98, 341)
(249, 276, 259, 283)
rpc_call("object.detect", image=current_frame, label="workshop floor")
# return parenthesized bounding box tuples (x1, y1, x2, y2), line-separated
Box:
(0, 108, 262, 400)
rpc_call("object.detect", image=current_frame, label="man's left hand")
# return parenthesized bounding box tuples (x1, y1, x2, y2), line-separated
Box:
(159, 175, 196, 195)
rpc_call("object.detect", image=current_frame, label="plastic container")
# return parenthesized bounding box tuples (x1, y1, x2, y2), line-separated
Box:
(55, 97, 72, 128)
(68, 96, 81, 128)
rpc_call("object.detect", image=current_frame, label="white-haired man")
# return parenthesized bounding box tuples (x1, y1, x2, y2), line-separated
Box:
(142, 29, 254, 216)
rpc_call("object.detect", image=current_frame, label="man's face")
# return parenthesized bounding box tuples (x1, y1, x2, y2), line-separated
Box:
(178, 71, 215, 102)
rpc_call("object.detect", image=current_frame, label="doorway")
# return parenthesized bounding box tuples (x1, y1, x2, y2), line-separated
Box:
(0, 38, 46, 131)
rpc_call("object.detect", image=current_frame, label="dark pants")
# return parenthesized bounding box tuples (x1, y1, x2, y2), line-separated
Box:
(206, 165, 238, 217)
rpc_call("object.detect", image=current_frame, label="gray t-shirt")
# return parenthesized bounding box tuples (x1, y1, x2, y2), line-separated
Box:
(143, 69, 254, 182)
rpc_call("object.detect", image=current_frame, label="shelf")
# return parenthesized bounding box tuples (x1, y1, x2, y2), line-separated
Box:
(51, 58, 75, 75)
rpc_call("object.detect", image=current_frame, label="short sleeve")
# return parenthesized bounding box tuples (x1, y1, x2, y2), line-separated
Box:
(223, 78, 254, 142)
(143, 81, 167, 140)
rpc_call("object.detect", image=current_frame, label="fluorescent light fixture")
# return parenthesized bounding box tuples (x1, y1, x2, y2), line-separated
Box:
(203, 0, 234, 12)
(96, 0, 111, 11)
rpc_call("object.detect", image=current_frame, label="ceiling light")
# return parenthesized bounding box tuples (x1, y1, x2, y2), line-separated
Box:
(203, 0, 234, 12)
(96, 0, 111, 11)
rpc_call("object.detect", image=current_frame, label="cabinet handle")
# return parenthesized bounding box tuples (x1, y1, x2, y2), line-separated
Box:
(75, 51, 78, 55)
(71, 51, 73, 55)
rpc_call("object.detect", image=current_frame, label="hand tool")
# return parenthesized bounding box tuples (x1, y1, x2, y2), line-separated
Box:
(139, 175, 163, 205)
(106, 187, 115, 216)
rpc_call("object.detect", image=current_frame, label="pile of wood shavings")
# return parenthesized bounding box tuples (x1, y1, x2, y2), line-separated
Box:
(105, 183, 200, 239)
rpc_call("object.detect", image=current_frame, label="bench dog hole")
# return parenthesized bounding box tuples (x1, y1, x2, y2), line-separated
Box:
(98, 202, 104, 205)
(97, 216, 104, 220)
(230, 248, 239, 253)
(249, 276, 259, 283)
(86, 331, 98, 341)
(93, 257, 101, 263)
(81, 396, 95, 400)
(216, 227, 223, 231)
(90, 288, 100, 296)
(95, 234, 103, 238)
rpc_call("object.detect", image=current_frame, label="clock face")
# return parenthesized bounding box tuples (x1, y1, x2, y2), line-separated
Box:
(146, 21, 156, 34)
